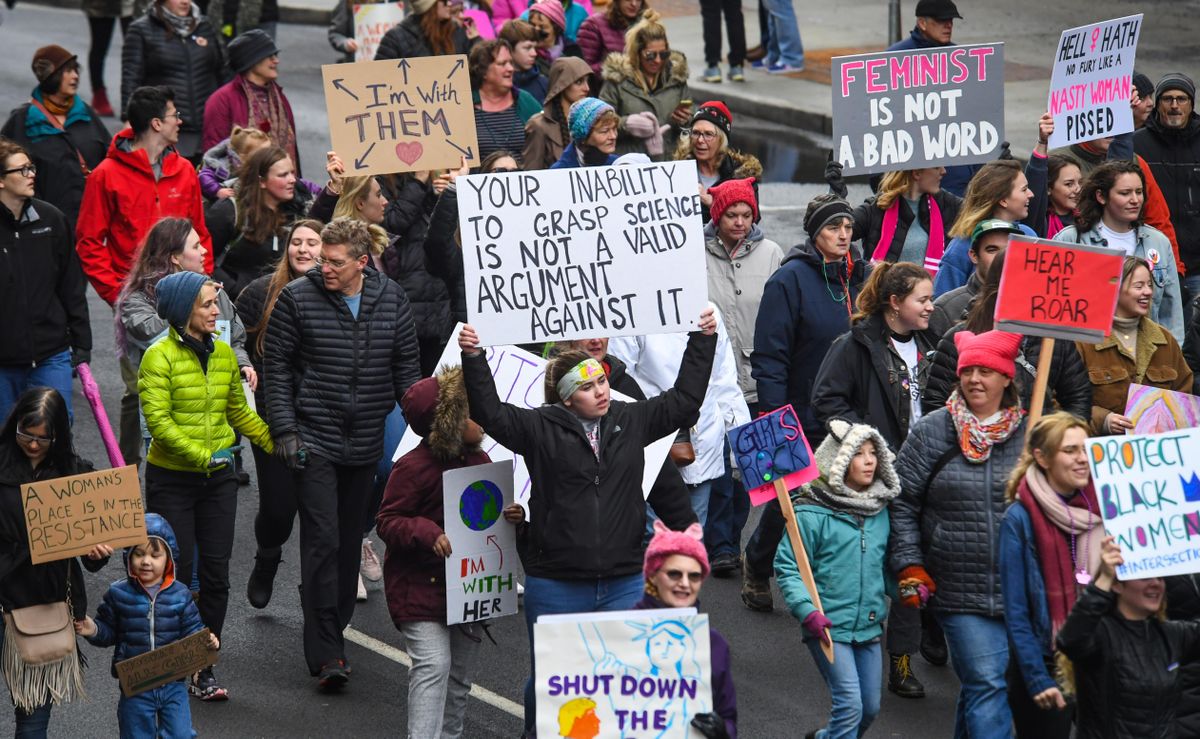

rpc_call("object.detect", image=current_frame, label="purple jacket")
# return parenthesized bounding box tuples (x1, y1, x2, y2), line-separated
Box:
(577, 13, 627, 76)
(201, 76, 300, 175)
(634, 594, 738, 738)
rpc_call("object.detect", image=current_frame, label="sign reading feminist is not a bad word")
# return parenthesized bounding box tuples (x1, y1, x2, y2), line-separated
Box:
(832, 43, 1005, 175)
(727, 405, 819, 506)
(1047, 14, 1142, 148)
(443, 461, 519, 625)
(457, 161, 709, 346)
(22, 465, 147, 565)
(1088, 428, 1200, 579)
(321, 55, 477, 177)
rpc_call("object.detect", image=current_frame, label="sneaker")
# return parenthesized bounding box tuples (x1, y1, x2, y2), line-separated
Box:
(767, 62, 805, 74)
(360, 538, 383, 581)
(920, 622, 949, 666)
(357, 573, 368, 602)
(750, 59, 767, 70)
(739, 556, 773, 612)
(710, 552, 739, 578)
(246, 548, 282, 609)
(702, 66, 722, 83)
(746, 44, 766, 62)
(189, 667, 229, 701)
(317, 659, 349, 693)
(728, 66, 745, 82)
(887, 653, 926, 699)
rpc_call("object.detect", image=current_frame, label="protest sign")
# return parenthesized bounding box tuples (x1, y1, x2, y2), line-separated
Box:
(352, 2, 404, 62)
(457, 161, 709, 346)
(1047, 15, 1143, 148)
(443, 461, 519, 625)
(22, 465, 146, 565)
(321, 55, 477, 177)
(392, 328, 674, 511)
(831, 43, 1004, 175)
(994, 235, 1123, 343)
(1127, 384, 1200, 434)
(535, 608, 712, 738)
(728, 405, 818, 506)
(1088, 427, 1200, 578)
(116, 629, 217, 697)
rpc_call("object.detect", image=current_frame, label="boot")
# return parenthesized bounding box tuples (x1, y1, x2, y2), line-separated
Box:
(888, 653, 926, 699)
(739, 556, 773, 612)
(91, 87, 114, 117)
(246, 547, 282, 609)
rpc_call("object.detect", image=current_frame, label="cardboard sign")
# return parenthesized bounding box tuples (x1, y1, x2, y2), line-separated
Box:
(321, 55, 478, 177)
(727, 405, 819, 506)
(392, 327, 674, 510)
(1047, 15, 1143, 148)
(994, 235, 1123, 342)
(1088, 428, 1200, 578)
(535, 609, 713, 738)
(832, 43, 1005, 175)
(22, 465, 146, 565)
(1127, 384, 1200, 434)
(353, 2, 405, 62)
(457, 161, 709, 346)
(116, 628, 217, 697)
(443, 461, 519, 625)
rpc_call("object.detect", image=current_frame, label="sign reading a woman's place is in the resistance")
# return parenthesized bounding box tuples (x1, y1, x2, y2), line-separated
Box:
(321, 55, 479, 177)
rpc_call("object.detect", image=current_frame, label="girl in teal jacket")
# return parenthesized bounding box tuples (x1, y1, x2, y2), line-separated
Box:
(775, 419, 901, 739)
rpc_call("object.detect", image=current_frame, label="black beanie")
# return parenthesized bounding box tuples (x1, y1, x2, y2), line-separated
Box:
(1156, 72, 1196, 103)
(1132, 72, 1153, 99)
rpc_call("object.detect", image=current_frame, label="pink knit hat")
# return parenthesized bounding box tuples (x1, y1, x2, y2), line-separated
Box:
(643, 520, 710, 581)
(954, 329, 1022, 379)
(529, 0, 566, 32)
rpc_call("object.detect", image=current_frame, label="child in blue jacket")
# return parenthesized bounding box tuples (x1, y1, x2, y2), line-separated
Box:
(75, 513, 219, 737)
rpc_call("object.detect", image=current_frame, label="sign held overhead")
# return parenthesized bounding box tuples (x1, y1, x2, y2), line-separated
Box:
(1047, 14, 1143, 148)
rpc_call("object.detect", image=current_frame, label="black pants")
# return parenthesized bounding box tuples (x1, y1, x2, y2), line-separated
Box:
(145, 463, 238, 637)
(700, 0, 747, 67)
(743, 496, 784, 580)
(757, 0, 768, 46)
(86, 15, 131, 91)
(884, 599, 921, 655)
(295, 455, 375, 674)
(251, 443, 298, 551)
(1007, 656, 1073, 738)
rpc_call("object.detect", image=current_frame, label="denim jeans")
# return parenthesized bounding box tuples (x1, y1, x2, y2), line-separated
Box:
(13, 702, 51, 739)
(399, 621, 479, 739)
(521, 573, 645, 732)
(761, 0, 804, 66)
(806, 639, 882, 739)
(939, 613, 1011, 739)
(116, 680, 194, 739)
(744, 497, 785, 580)
(0, 350, 74, 424)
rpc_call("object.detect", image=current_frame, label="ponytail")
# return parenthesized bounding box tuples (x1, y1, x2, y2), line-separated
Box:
(851, 262, 930, 325)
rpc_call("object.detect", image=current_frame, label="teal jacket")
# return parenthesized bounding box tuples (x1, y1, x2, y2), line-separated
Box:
(775, 501, 891, 644)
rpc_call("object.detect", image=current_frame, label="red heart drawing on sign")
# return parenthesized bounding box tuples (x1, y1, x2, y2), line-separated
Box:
(395, 142, 424, 165)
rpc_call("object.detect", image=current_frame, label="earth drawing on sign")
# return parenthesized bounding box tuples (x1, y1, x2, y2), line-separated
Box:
(459, 480, 502, 531)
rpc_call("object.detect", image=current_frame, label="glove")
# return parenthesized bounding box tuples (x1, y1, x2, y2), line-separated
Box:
(71, 348, 90, 367)
(207, 445, 241, 470)
(824, 155, 848, 198)
(997, 141, 1015, 160)
(690, 712, 731, 739)
(898, 565, 936, 608)
(802, 610, 833, 644)
(273, 432, 308, 471)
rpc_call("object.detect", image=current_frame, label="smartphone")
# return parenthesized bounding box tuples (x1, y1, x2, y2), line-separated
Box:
(679, 99, 694, 107)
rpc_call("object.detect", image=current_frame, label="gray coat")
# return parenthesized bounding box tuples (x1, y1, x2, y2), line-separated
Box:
(120, 286, 250, 369)
(599, 51, 689, 160)
(890, 408, 1025, 617)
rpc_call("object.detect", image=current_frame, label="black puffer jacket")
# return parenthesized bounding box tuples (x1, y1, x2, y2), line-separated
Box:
(120, 6, 228, 159)
(891, 407, 1025, 616)
(1135, 113, 1200, 273)
(208, 189, 313, 300)
(850, 189, 962, 261)
(1058, 584, 1200, 739)
(923, 322, 1092, 420)
(1168, 575, 1200, 737)
(463, 333, 712, 580)
(264, 267, 422, 465)
(422, 187, 466, 324)
(374, 14, 474, 60)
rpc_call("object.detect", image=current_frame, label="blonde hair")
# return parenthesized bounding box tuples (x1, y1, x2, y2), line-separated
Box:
(625, 10, 668, 94)
(875, 170, 915, 210)
(671, 125, 728, 167)
(229, 125, 271, 161)
(949, 159, 1023, 238)
(334, 176, 377, 221)
(1004, 412, 1090, 503)
(557, 698, 597, 736)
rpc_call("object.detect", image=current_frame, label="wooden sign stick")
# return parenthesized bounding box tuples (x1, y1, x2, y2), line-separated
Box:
(775, 478, 834, 664)
(1025, 337, 1056, 438)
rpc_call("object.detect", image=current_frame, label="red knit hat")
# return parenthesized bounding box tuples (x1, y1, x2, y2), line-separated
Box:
(708, 177, 758, 223)
(643, 520, 710, 581)
(689, 101, 733, 138)
(954, 330, 1022, 379)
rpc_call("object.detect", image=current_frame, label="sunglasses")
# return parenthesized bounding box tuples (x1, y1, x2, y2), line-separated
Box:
(663, 569, 703, 584)
(642, 50, 671, 61)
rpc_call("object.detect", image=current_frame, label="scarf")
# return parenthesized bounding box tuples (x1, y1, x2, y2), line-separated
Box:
(800, 473, 898, 517)
(238, 75, 298, 170)
(156, 3, 199, 36)
(1047, 210, 1073, 239)
(1016, 466, 1104, 638)
(873, 195, 944, 275)
(946, 389, 1024, 462)
(40, 94, 71, 117)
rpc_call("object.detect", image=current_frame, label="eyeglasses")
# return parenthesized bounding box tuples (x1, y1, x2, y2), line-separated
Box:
(1160, 95, 1192, 106)
(315, 256, 360, 268)
(642, 50, 671, 61)
(160, 111, 183, 121)
(2, 164, 36, 177)
(682, 129, 718, 142)
(16, 429, 53, 446)
(663, 569, 703, 584)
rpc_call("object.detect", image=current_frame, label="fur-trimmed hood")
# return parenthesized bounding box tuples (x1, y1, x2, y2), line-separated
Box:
(721, 148, 763, 180)
(600, 49, 689, 90)
(400, 366, 474, 462)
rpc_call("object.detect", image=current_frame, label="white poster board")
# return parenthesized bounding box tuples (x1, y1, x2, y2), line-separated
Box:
(353, 2, 404, 62)
(457, 161, 709, 346)
(1088, 427, 1200, 578)
(1047, 14, 1142, 148)
(535, 608, 713, 738)
(392, 326, 674, 511)
(443, 461, 519, 625)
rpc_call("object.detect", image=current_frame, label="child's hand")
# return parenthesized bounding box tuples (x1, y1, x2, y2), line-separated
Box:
(216, 187, 235, 200)
(458, 325, 482, 355)
(433, 534, 453, 558)
(86, 544, 113, 560)
(503, 504, 525, 524)
(74, 616, 96, 637)
(208, 633, 220, 650)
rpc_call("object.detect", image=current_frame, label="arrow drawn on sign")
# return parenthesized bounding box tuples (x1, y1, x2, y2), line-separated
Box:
(354, 142, 376, 169)
(486, 534, 503, 569)
(447, 58, 464, 80)
(446, 139, 474, 160)
(332, 78, 359, 102)
(397, 59, 410, 85)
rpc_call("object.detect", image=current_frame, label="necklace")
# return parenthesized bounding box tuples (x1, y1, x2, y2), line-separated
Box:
(1062, 492, 1095, 585)
(820, 262, 851, 318)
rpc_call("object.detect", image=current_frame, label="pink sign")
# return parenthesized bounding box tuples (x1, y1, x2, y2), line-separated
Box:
(728, 405, 819, 506)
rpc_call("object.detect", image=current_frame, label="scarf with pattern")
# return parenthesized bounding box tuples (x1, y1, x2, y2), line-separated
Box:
(946, 389, 1024, 462)
(237, 75, 298, 169)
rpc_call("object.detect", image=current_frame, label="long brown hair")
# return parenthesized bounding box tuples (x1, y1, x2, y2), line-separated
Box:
(964, 249, 1005, 334)
(1075, 160, 1145, 232)
(252, 218, 323, 356)
(606, 0, 645, 28)
(948, 159, 1023, 239)
(235, 145, 291, 244)
(420, 5, 458, 56)
(851, 262, 930, 325)
(875, 170, 915, 210)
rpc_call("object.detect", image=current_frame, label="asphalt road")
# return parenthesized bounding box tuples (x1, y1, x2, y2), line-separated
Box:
(0, 6, 949, 736)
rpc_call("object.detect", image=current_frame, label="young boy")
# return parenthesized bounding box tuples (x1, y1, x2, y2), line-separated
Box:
(500, 20, 549, 101)
(75, 513, 219, 736)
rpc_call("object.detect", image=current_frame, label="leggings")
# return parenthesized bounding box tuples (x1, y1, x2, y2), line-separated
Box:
(86, 15, 132, 91)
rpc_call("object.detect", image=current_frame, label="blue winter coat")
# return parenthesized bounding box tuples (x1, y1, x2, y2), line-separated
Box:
(548, 142, 618, 169)
(998, 501, 1057, 698)
(886, 26, 949, 51)
(85, 513, 205, 676)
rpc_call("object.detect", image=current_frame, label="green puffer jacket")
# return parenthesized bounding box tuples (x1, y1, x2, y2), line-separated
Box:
(139, 327, 273, 473)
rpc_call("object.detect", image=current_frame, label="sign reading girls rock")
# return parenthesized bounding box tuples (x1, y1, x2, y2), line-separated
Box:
(831, 43, 1005, 175)
(457, 162, 709, 346)
(1047, 14, 1143, 148)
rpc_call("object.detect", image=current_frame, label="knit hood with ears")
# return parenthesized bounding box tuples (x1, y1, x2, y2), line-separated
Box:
(400, 365, 477, 463)
(800, 418, 901, 516)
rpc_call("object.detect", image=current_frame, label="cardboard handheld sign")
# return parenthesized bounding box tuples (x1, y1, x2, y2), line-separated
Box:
(22, 465, 146, 565)
(994, 235, 1123, 343)
(116, 629, 217, 697)
(727, 405, 818, 506)
(443, 461, 519, 625)
(1047, 14, 1143, 148)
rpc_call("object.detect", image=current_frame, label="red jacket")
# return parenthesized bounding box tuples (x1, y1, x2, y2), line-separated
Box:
(75, 128, 212, 304)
